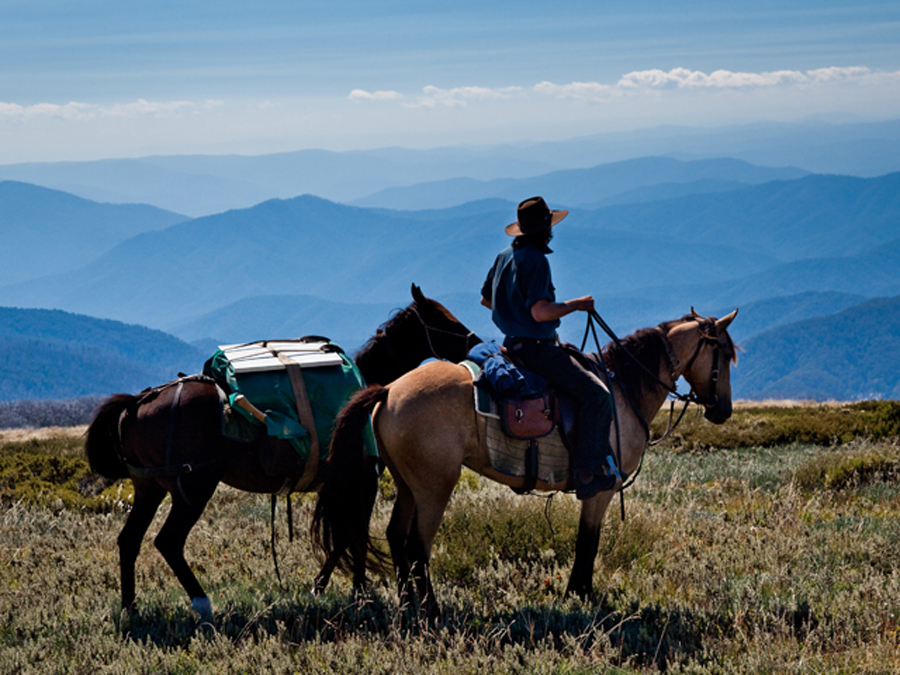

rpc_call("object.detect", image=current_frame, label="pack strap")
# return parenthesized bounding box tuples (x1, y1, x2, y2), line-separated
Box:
(266, 344, 320, 494)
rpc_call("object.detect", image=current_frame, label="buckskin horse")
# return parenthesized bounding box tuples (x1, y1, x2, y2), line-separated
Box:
(85, 284, 479, 620)
(313, 309, 738, 613)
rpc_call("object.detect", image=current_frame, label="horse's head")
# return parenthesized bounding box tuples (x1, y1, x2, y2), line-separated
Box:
(666, 308, 738, 424)
(410, 283, 481, 362)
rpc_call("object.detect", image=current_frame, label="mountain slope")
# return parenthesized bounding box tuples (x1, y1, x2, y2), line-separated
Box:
(0, 193, 784, 330)
(0, 181, 187, 286)
(734, 296, 900, 401)
(169, 294, 409, 353)
(0, 307, 204, 401)
(572, 172, 900, 262)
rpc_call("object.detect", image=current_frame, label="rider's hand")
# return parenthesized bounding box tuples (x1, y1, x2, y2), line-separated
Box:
(572, 296, 594, 312)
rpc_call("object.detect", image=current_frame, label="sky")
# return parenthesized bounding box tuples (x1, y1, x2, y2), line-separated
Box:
(1, 0, 899, 163)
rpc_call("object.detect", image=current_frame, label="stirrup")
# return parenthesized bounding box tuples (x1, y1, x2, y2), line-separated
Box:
(606, 455, 625, 487)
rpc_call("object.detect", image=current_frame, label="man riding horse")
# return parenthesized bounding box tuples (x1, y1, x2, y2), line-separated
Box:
(480, 196, 625, 499)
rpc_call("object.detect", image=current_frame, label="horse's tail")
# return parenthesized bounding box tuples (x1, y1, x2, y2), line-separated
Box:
(85, 394, 134, 480)
(312, 385, 391, 577)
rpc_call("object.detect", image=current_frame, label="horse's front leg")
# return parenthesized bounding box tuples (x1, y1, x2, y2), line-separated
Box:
(566, 491, 615, 598)
(153, 474, 219, 621)
(118, 479, 167, 610)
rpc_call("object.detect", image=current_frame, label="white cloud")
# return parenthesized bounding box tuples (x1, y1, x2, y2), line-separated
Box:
(613, 66, 889, 90)
(0, 98, 219, 121)
(349, 89, 403, 102)
(620, 67, 812, 89)
(403, 85, 522, 109)
(533, 80, 616, 101)
(806, 66, 873, 82)
(345, 66, 899, 108)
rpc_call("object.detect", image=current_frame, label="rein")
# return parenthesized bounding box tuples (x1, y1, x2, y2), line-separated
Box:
(583, 310, 723, 444)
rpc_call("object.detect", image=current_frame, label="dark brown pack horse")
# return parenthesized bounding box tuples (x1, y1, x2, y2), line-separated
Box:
(313, 309, 738, 613)
(85, 284, 479, 620)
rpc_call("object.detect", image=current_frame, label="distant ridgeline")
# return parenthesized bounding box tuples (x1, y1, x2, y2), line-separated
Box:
(1, 155, 900, 403)
(0, 307, 203, 402)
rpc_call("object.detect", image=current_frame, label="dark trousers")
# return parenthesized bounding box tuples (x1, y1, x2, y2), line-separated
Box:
(504, 337, 614, 475)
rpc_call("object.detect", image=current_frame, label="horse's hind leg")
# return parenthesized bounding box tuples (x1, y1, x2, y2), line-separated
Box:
(119, 479, 166, 610)
(153, 475, 219, 620)
(406, 513, 438, 617)
(312, 553, 340, 595)
(386, 483, 417, 611)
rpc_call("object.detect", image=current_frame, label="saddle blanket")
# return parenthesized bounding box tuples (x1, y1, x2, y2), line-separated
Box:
(461, 361, 571, 488)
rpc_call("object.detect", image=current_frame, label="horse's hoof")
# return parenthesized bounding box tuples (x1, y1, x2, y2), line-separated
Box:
(191, 596, 214, 622)
(311, 574, 329, 596)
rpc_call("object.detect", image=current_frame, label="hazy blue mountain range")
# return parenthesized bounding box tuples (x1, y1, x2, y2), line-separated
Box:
(735, 296, 900, 401)
(0, 181, 187, 286)
(351, 157, 809, 210)
(565, 172, 900, 261)
(1, 171, 898, 341)
(0, 148, 557, 218)
(0, 307, 203, 401)
(0, 118, 897, 217)
(3, 155, 900, 402)
(170, 294, 408, 353)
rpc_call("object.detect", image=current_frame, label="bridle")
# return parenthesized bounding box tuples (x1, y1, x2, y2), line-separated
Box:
(407, 304, 480, 361)
(678, 318, 724, 409)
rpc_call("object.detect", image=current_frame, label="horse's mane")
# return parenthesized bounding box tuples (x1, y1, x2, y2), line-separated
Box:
(601, 325, 671, 405)
(354, 305, 411, 364)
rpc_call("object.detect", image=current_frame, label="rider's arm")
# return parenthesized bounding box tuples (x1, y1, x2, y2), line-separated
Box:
(531, 296, 594, 322)
(481, 296, 492, 310)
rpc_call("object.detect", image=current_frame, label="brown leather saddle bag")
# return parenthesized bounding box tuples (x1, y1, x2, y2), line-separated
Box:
(500, 393, 556, 439)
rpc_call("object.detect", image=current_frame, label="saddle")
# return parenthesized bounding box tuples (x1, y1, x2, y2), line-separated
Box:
(466, 342, 584, 492)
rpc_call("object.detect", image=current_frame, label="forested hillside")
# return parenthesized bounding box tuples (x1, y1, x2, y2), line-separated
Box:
(0, 307, 203, 401)
(734, 296, 900, 400)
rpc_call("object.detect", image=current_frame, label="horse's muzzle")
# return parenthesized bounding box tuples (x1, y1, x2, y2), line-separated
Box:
(704, 399, 732, 425)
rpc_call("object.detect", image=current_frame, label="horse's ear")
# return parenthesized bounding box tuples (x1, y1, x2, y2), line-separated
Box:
(715, 309, 738, 331)
(690, 307, 702, 319)
(411, 283, 426, 305)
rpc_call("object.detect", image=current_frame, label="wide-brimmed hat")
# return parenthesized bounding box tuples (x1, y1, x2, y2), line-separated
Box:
(505, 196, 568, 236)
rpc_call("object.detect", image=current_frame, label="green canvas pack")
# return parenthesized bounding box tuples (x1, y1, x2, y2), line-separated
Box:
(202, 339, 377, 461)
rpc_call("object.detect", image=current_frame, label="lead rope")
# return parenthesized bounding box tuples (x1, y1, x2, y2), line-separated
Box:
(269, 492, 296, 589)
(270, 495, 283, 587)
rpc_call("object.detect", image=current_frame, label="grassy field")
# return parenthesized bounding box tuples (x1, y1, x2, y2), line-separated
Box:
(2, 402, 900, 673)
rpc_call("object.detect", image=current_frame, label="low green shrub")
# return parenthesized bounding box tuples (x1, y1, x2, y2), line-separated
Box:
(653, 400, 900, 451)
(793, 444, 900, 490)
